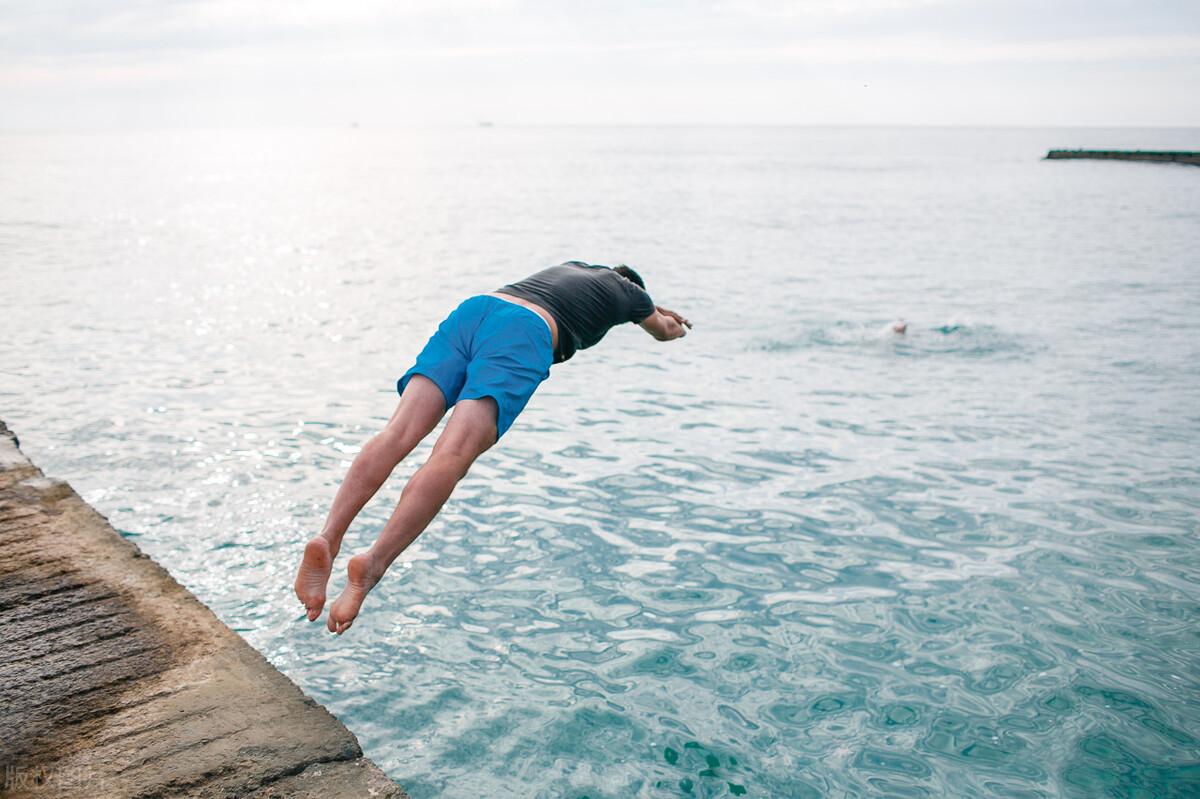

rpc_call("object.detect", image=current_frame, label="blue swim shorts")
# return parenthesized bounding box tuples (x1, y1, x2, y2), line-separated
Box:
(398, 295, 553, 439)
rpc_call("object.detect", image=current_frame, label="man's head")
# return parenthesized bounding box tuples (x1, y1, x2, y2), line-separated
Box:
(613, 264, 645, 289)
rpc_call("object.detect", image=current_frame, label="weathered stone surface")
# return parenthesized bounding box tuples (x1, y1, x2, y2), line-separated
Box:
(0, 421, 408, 798)
(243, 760, 404, 798)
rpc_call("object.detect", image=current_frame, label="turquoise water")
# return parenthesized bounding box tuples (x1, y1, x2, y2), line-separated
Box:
(2, 127, 1199, 797)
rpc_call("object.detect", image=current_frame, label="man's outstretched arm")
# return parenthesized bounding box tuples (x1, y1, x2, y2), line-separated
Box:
(639, 307, 691, 341)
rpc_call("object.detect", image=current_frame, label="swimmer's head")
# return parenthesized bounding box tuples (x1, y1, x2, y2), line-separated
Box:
(891, 319, 908, 334)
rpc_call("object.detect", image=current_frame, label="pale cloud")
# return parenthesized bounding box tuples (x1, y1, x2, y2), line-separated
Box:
(688, 34, 1200, 65)
(710, 0, 957, 19)
(0, 0, 1196, 127)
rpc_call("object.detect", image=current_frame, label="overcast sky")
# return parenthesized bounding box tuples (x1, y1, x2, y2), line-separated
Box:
(1, 0, 1197, 129)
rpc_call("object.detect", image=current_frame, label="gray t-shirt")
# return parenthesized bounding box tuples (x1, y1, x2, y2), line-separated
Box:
(497, 261, 655, 363)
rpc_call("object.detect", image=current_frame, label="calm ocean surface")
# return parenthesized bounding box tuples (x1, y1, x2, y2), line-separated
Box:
(2, 126, 1199, 797)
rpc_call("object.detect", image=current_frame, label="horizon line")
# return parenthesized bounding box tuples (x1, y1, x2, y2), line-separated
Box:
(3, 122, 1199, 134)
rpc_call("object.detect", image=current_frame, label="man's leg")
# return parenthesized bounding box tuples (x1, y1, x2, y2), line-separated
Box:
(294, 375, 447, 621)
(326, 396, 499, 634)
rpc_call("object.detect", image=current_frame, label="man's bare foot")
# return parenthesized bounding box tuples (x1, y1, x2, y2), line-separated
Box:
(294, 537, 333, 622)
(327, 552, 381, 635)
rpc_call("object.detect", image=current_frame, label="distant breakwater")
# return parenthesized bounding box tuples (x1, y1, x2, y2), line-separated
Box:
(1046, 149, 1200, 166)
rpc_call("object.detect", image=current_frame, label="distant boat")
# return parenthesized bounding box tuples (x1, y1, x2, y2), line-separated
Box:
(478, 121, 494, 128)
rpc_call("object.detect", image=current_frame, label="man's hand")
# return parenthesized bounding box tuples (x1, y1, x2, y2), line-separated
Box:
(640, 307, 691, 341)
(656, 305, 693, 330)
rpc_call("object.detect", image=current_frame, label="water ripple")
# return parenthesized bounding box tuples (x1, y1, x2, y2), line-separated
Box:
(4, 127, 1200, 798)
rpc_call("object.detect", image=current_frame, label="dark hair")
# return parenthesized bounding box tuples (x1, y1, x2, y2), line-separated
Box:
(613, 264, 645, 289)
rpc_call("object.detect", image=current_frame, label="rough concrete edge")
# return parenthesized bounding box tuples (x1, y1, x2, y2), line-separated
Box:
(0, 420, 409, 799)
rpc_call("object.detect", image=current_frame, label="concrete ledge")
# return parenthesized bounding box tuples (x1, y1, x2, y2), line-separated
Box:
(0, 420, 407, 799)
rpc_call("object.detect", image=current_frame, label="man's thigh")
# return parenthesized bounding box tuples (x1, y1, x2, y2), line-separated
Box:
(430, 397, 499, 461)
(384, 375, 448, 442)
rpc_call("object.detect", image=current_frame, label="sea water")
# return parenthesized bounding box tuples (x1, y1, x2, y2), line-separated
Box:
(2, 126, 1198, 797)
